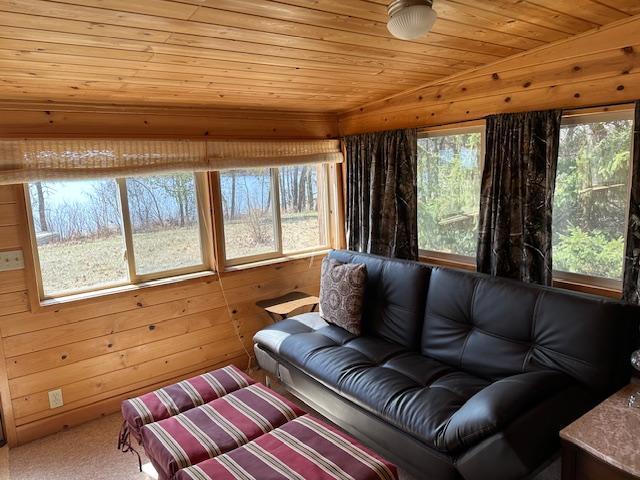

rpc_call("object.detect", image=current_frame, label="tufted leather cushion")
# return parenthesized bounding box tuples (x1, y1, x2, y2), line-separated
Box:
(255, 312, 575, 453)
(327, 250, 431, 349)
(422, 268, 637, 392)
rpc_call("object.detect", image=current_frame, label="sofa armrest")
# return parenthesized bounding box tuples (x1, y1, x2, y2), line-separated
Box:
(436, 370, 570, 452)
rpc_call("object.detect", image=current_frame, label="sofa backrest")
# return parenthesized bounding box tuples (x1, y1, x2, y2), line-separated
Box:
(421, 268, 639, 392)
(327, 250, 431, 349)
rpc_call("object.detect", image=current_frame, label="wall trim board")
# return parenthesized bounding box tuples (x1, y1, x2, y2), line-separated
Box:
(338, 14, 640, 135)
(0, 102, 339, 139)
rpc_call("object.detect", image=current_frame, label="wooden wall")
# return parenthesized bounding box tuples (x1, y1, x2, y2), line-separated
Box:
(0, 182, 323, 446)
(0, 102, 339, 139)
(0, 102, 334, 447)
(338, 15, 640, 135)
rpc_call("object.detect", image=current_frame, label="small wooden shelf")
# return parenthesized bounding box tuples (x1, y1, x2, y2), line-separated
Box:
(256, 291, 320, 322)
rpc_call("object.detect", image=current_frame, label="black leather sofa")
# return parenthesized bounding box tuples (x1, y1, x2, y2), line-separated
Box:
(253, 250, 639, 480)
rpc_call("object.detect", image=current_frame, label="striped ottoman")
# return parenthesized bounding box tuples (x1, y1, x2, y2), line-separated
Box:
(141, 383, 304, 480)
(175, 414, 397, 480)
(121, 365, 254, 443)
(120, 365, 398, 480)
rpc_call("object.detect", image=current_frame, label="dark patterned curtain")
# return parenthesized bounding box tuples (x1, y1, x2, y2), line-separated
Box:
(477, 110, 562, 285)
(343, 128, 418, 260)
(623, 101, 640, 304)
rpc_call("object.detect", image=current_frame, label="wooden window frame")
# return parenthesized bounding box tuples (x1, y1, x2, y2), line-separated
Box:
(24, 172, 212, 302)
(417, 122, 486, 263)
(213, 164, 333, 270)
(417, 105, 636, 298)
(552, 107, 636, 291)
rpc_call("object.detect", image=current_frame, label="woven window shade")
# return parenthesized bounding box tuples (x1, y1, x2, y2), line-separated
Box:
(206, 139, 343, 169)
(0, 138, 342, 184)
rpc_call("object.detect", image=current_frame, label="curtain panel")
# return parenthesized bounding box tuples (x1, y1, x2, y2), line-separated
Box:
(0, 139, 343, 184)
(477, 110, 562, 285)
(343, 128, 418, 260)
(623, 101, 640, 304)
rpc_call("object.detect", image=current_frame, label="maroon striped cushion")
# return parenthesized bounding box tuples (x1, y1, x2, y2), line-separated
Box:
(122, 365, 254, 441)
(141, 383, 305, 480)
(175, 414, 398, 480)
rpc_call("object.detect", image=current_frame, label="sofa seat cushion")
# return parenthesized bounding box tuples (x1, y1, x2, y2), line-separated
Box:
(255, 312, 574, 453)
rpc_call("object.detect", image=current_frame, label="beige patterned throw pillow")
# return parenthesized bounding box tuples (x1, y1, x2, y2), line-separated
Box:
(319, 257, 367, 335)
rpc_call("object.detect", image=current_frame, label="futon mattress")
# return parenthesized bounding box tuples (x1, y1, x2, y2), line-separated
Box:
(141, 383, 304, 479)
(174, 414, 397, 480)
(121, 365, 254, 441)
(121, 364, 398, 480)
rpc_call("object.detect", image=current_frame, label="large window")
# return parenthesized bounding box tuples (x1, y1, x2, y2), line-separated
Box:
(417, 127, 484, 259)
(552, 111, 634, 284)
(219, 164, 329, 265)
(27, 172, 209, 298)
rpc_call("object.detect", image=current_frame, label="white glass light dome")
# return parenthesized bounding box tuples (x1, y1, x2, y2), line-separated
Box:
(387, 0, 438, 41)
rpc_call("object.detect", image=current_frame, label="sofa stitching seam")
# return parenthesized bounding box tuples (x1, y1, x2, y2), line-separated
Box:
(534, 344, 596, 368)
(458, 280, 480, 370)
(523, 293, 543, 371)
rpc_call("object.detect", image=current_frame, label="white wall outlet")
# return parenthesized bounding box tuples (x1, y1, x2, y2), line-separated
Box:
(48, 389, 64, 409)
(0, 250, 23, 272)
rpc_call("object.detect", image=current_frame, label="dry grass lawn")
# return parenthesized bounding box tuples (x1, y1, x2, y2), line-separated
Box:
(38, 215, 322, 295)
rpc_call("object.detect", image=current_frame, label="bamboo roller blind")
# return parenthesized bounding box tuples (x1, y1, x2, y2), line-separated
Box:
(0, 138, 343, 184)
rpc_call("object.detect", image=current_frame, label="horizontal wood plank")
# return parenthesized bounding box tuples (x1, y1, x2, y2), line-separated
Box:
(339, 15, 640, 134)
(0, 269, 27, 295)
(0, 0, 627, 111)
(14, 353, 250, 444)
(0, 226, 21, 250)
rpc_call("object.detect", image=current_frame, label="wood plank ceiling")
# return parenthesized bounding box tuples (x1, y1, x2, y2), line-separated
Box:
(0, 0, 637, 113)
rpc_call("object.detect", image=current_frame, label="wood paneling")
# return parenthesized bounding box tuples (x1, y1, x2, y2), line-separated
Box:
(0, 0, 634, 112)
(0, 184, 324, 446)
(0, 102, 338, 139)
(339, 15, 640, 135)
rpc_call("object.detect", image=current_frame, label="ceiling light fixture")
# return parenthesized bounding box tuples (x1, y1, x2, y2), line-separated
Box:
(387, 0, 438, 41)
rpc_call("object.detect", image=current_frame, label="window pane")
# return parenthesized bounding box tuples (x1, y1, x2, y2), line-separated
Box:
(126, 173, 204, 275)
(220, 168, 276, 260)
(417, 132, 482, 257)
(28, 180, 127, 296)
(553, 118, 633, 280)
(279, 164, 327, 253)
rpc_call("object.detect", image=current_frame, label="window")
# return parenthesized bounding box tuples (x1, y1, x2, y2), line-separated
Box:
(219, 164, 330, 265)
(552, 111, 634, 285)
(124, 174, 205, 275)
(417, 127, 484, 260)
(27, 172, 209, 298)
(279, 164, 327, 253)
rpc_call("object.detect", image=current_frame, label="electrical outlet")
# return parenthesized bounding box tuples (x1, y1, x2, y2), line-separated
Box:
(0, 250, 23, 272)
(48, 389, 64, 409)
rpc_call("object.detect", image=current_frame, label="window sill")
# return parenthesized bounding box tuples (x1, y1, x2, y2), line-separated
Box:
(419, 252, 476, 271)
(553, 277, 621, 299)
(36, 270, 217, 311)
(223, 249, 330, 273)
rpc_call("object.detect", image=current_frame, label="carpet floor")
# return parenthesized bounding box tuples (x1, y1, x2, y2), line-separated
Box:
(3, 370, 561, 480)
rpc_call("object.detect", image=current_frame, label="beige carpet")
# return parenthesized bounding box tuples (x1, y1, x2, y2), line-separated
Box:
(7, 413, 154, 480)
(1, 444, 9, 480)
(4, 371, 561, 480)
